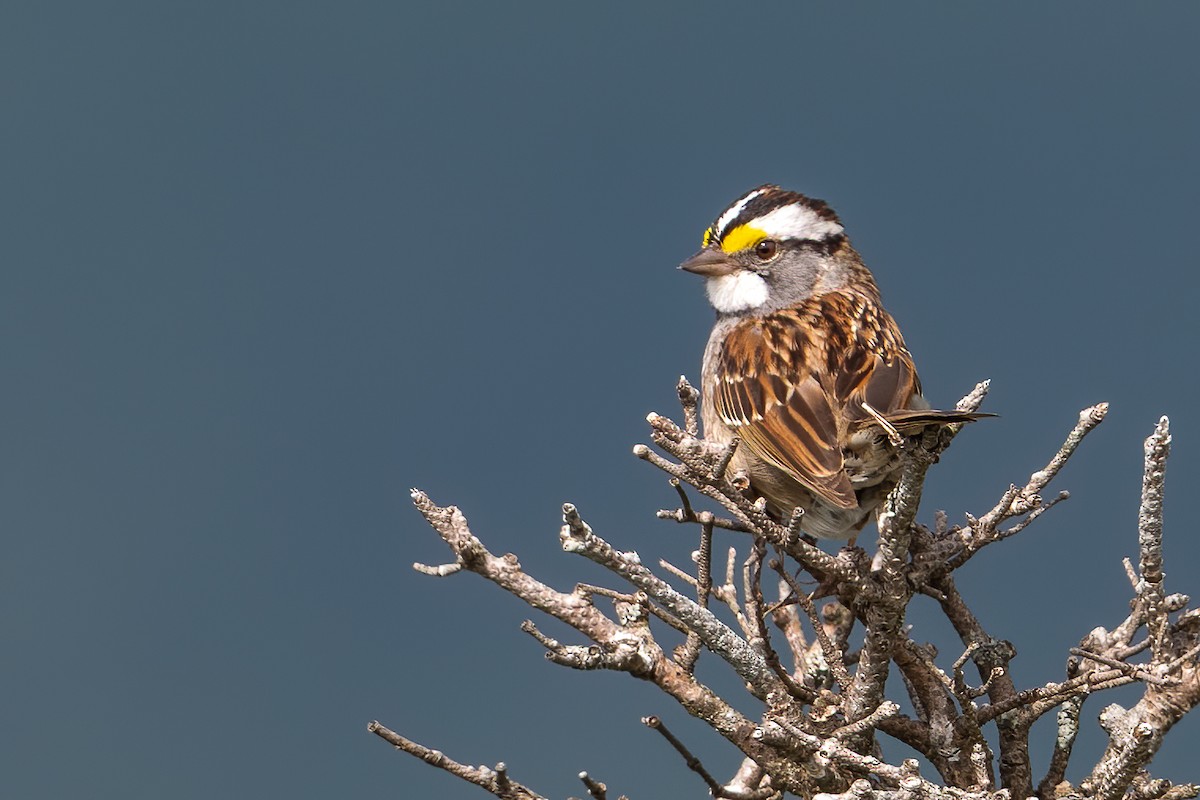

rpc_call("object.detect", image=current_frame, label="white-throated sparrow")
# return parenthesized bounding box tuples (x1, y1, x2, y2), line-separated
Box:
(682, 184, 981, 540)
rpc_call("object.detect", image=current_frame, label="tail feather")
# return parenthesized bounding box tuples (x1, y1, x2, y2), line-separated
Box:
(862, 409, 995, 435)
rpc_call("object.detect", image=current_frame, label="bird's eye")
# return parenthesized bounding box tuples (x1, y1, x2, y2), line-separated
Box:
(753, 239, 779, 261)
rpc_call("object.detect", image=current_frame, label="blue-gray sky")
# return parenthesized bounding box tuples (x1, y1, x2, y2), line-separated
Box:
(4, 3, 1199, 797)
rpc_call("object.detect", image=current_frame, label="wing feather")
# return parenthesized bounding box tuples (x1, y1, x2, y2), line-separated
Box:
(713, 291, 930, 511)
(715, 310, 856, 510)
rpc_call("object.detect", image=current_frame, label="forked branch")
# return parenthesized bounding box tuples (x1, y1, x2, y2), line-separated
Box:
(375, 381, 1195, 800)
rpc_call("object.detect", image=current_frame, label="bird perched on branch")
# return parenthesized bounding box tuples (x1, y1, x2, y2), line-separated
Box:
(681, 184, 983, 541)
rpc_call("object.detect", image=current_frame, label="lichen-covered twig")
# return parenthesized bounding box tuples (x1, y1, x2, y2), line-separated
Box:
(560, 502, 785, 700)
(842, 432, 936, 744)
(1138, 417, 1171, 660)
(677, 511, 715, 672)
(1080, 418, 1200, 800)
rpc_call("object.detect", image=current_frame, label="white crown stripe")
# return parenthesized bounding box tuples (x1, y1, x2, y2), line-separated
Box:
(750, 204, 844, 241)
(716, 188, 766, 236)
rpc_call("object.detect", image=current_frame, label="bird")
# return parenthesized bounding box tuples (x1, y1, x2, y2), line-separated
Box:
(680, 184, 982, 541)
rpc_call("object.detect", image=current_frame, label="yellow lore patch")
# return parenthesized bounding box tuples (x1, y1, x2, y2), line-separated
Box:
(719, 224, 767, 254)
(701, 227, 713, 249)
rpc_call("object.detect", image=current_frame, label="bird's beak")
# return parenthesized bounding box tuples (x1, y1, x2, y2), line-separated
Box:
(679, 248, 738, 277)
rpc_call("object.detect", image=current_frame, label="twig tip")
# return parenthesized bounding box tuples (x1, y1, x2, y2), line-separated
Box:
(1084, 402, 1110, 424)
(1147, 416, 1172, 452)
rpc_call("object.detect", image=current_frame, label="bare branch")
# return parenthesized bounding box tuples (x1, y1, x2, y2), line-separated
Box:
(1088, 721, 1159, 800)
(638, 409, 853, 583)
(677, 375, 700, 437)
(575, 584, 688, 635)
(1138, 416, 1171, 660)
(832, 701, 901, 741)
(948, 403, 1107, 570)
(412, 560, 464, 576)
(756, 717, 943, 791)
(678, 512, 715, 672)
(578, 771, 609, 800)
(772, 560, 851, 692)
(843, 431, 939, 744)
(411, 490, 642, 661)
(368, 721, 547, 800)
(1069, 647, 1178, 688)
(1082, 417, 1200, 799)
(1037, 693, 1083, 800)
(391, 386, 1199, 800)
(522, 620, 643, 671)
(1018, 402, 1109, 512)
(644, 715, 777, 799)
(956, 380, 992, 414)
(559, 502, 785, 699)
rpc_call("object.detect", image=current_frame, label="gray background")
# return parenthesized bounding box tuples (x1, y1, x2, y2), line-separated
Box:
(4, 2, 1199, 797)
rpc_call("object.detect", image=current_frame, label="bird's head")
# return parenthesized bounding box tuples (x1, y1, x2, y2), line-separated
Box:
(681, 184, 861, 316)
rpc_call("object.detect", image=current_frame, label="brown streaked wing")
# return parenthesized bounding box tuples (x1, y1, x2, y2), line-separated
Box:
(819, 292, 922, 422)
(714, 314, 858, 510)
(844, 352, 921, 422)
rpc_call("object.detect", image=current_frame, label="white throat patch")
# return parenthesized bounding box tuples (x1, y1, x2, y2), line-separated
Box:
(706, 272, 768, 313)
